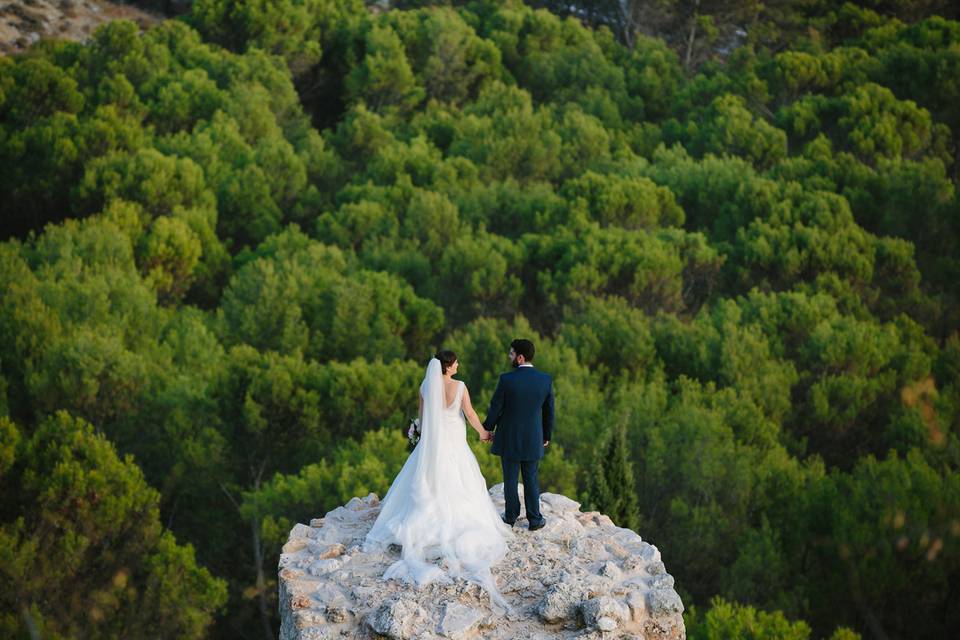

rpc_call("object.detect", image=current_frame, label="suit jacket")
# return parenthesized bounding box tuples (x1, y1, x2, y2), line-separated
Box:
(483, 366, 554, 461)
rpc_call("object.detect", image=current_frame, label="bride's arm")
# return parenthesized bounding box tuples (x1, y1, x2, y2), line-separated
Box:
(418, 392, 423, 423)
(460, 385, 491, 438)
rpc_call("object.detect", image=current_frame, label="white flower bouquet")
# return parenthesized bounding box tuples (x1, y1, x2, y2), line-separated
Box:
(407, 417, 421, 446)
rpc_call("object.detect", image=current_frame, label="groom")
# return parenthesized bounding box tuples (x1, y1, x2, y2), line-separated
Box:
(482, 339, 555, 531)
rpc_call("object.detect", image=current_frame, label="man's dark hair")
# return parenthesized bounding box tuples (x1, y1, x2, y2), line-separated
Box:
(435, 350, 457, 375)
(511, 339, 535, 362)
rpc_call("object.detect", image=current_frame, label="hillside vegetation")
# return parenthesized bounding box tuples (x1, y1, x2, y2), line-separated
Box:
(1, 1, 959, 638)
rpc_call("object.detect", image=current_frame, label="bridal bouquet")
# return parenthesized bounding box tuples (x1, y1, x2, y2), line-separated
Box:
(407, 418, 421, 446)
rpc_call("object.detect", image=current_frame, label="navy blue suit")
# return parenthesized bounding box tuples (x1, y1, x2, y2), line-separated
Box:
(483, 365, 555, 526)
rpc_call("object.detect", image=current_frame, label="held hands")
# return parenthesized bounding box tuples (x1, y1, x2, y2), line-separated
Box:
(476, 432, 546, 445)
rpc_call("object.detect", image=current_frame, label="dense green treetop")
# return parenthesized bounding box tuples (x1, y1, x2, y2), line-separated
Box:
(1, 1, 958, 638)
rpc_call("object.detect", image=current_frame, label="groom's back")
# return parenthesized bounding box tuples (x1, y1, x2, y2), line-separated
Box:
(490, 367, 554, 460)
(501, 369, 550, 416)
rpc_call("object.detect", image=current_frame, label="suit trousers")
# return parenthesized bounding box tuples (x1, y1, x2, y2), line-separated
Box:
(501, 457, 544, 526)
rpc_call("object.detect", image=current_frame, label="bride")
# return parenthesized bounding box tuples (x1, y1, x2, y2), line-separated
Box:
(363, 350, 514, 611)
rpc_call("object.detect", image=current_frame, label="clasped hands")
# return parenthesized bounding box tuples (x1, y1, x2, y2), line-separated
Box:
(477, 430, 549, 448)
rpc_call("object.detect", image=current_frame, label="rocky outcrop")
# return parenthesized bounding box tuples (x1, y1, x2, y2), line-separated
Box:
(0, 0, 161, 56)
(278, 483, 685, 639)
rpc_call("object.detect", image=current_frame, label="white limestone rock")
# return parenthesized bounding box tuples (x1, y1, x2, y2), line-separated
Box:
(306, 541, 345, 559)
(439, 601, 486, 639)
(306, 557, 344, 576)
(625, 589, 647, 621)
(298, 627, 334, 640)
(581, 595, 630, 631)
(289, 523, 315, 540)
(278, 483, 685, 640)
(538, 580, 587, 623)
(647, 588, 685, 617)
(541, 492, 582, 512)
(282, 538, 309, 554)
(599, 560, 623, 580)
(366, 593, 426, 639)
(647, 560, 666, 575)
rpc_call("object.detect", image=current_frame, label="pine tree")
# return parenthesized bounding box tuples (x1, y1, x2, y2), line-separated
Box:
(584, 421, 641, 531)
(0, 411, 227, 639)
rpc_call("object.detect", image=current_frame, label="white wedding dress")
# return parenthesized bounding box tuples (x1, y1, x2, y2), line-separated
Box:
(363, 358, 514, 612)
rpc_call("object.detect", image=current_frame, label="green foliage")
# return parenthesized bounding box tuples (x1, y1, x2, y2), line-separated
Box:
(346, 24, 425, 114)
(2, 2, 960, 639)
(777, 82, 948, 166)
(0, 215, 168, 428)
(560, 170, 685, 230)
(686, 596, 863, 640)
(670, 93, 788, 170)
(0, 18, 335, 267)
(583, 421, 641, 530)
(188, 0, 358, 74)
(559, 295, 658, 384)
(522, 223, 723, 324)
(626, 374, 816, 605)
(139, 214, 204, 304)
(382, 6, 504, 106)
(801, 449, 960, 636)
(242, 426, 413, 554)
(652, 298, 799, 427)
(218, 225, 444, 361)
(0, 411, 227, 639)
(686, 596, 813, 640)
(447, 80, 563, 181)
(210, 347, 424, 476)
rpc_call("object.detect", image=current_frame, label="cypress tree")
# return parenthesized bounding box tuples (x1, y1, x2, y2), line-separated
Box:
(585, 421, 641, 531)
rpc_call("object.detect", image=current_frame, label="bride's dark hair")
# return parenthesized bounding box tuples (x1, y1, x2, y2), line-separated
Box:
(434, 350, 457, 375)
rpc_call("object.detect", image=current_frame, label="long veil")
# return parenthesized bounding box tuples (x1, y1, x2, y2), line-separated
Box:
(363, 358, 512, 613)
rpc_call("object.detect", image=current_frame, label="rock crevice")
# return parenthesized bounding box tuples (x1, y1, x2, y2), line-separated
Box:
(278, 484, 685, 639)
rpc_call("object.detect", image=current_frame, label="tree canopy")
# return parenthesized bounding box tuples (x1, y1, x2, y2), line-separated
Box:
(1, 0, 958, 638)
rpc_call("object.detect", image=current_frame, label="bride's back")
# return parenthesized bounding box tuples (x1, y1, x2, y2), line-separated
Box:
(443, 379, 464, 412)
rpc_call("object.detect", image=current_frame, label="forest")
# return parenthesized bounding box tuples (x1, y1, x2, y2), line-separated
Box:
(1, 0, 959, 638)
